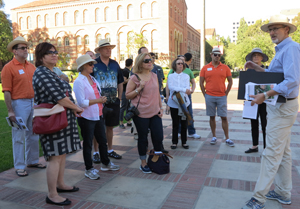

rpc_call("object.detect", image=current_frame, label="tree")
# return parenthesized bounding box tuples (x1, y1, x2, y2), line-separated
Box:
(126, 31, 148, 58)
(236, 18, 248, 44)
(291, 12, 300, 43)
(57, 52, 70, 70)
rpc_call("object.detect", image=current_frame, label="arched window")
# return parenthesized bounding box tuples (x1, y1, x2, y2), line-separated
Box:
(105, 33, 111, 42)
(19, 17, 24, 30)
(127, 31, 134, 44)
(127, 5, 133, 19)
(38, 39, 43, 43)
(141, 3, 147, 18)
(27, 16, 32, 29)
(76, 36, 81, 45)
(55, 13, 60, 26)
(95, 8, 100, 22)
(37, 15, 42, 28)
(151, 2, 158, 17)
(117, 6, 123, 20)
(46, 38, 51, 43)
(96, 34, 102, 45)
(63, 12, 68, 26)
(65, 37, 69, 46)
(45, 14, 49, 27)
(83, 9, 88, 24)
(57, 37, 62, 46)
(104, 7, 110, 21)
(74, 11, 79, 24)
(151, 30, 158, 51)
(84, 36, 89, 45)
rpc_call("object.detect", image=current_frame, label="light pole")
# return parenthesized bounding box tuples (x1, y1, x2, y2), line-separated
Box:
(200, 0, 205, 69)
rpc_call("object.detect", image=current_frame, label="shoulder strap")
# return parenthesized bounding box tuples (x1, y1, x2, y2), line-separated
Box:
(134, 73, 141, 81)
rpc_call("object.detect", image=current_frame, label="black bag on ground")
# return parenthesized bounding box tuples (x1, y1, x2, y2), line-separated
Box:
(147, 150, 173, 175)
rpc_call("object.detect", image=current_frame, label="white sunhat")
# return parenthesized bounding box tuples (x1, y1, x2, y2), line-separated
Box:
(211, 47, 222, 55)
(94, 38, 116, 53)
(76, 54, 97, 71)
(261, 14, 297, 34)
(7, 36, 29, 52)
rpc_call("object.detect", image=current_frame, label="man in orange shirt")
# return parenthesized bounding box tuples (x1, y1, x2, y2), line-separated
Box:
(1, 37, 46, 177)
(199, 47, 234, 147)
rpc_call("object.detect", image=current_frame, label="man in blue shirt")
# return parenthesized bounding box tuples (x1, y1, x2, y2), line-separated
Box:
(243, 15, 300, 209)
(93, 39, 124, 160)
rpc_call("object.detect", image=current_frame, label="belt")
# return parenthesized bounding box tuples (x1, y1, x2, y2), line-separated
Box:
(287, 97, 297, 101)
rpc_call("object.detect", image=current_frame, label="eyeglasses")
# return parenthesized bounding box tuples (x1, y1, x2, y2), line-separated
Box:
(176, 63, 184, 65)
(143, 59, 152, 63)
(16, 46, 29, 50)
(213, 54, 221, 57)
(267, 26, 286, 33)
(46, 51, 58, 56)
(87, 62, 94, 66)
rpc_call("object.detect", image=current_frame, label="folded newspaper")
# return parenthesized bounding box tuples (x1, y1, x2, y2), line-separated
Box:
(6, 117, 29, 131)
(244, 82, 278, 106)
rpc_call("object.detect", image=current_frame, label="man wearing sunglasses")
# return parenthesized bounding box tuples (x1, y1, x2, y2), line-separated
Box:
(200, 47, 234, 147)
(1, 36, 45, 177)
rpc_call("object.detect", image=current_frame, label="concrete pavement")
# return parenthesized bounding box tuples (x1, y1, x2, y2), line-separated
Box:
(0, 104, 300, 209)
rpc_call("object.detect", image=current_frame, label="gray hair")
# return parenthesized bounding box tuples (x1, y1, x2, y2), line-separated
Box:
(78, 65, 84, 72)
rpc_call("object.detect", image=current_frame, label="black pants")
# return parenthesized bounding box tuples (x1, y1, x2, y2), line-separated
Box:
(250, 103, 267, 148)
(133, 115, 163, 160)
(77, 117, 110, 170)
(170, 107, 188, 145)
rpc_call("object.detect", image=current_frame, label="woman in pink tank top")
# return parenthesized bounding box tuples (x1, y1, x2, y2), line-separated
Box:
(126, 53, 164, 174)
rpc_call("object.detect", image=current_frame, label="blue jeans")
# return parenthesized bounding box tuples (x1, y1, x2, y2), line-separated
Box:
(179, 94, 195, 135)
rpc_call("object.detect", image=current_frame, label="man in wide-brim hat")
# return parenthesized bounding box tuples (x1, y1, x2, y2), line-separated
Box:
(243, 15, 300, 209)
(1, 36, 46, 177)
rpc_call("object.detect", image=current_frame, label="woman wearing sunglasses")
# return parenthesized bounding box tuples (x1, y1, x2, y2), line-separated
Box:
(73, 55, 120, 180)
(32, 42, 83, 206)
(167, 58, 191, 149)
(126, 53, 164, 174)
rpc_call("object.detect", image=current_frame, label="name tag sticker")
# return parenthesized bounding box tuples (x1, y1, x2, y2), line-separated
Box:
(207, 68, 212, 71)
(19, 69, 25, 74)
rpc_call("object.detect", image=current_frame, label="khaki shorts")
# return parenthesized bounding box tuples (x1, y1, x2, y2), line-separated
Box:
(205, 94, 227, 117)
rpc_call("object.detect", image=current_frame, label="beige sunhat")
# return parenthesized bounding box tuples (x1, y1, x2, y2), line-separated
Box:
(76, 54, 97, 71)
(245, 48, 269, 62)
(7, 36, 29, 52)
(210, 47, 222, 55)
(261, 15, 297, 34)
(94, 39, 116, 53)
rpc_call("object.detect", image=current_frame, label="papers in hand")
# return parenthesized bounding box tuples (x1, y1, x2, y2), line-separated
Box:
(6, 117, 29, 131)
(244, 82, 278, 106)
(243, 101, 258, 119)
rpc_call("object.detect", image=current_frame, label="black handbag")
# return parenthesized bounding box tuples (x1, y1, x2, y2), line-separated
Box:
(147, 150, 173, 175)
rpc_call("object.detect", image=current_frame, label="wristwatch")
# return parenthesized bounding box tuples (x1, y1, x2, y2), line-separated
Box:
(263, 92, 269, 100)
(135, 89, 139, 94)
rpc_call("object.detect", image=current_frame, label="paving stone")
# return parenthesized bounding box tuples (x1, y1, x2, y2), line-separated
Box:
(291, 147, 300, 160)
(195, 130, 211, 139)
(162, 139, 203, 152)
(229, 123, 253, 130)
(5, 169, 84, 192)
(194, 121, 211, 128)
(230, 131, 253, 141)
(218, 143, 262, 157)
(66, 150, 127, 162)
(0, 201, 34, 209)
(230, 117, 250, 123)
(87, 176, 174, 209)
(209, 160, 260, 181)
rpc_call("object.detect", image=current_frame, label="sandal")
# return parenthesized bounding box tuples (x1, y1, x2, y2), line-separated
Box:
(182, 144, 189, 149)
(27, 163, 47, 169)
(15, 169, 28, 177)
(170, 144, 177, 149)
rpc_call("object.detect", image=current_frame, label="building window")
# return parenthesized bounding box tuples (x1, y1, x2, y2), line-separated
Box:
(237, 27, 239, 29)
(233, 36, 235, 38)
(37, 15, 42, 28)
(74, 11, 79, 24)
(55, 13, 60, 26)
(38, 39, 43, 43)
(57, 38, 62, 46)
(120, 54, 125, 61)
(233, 22, 235, 25)
(141, 3, 147, 18)
(77, 36, 81, 45)
(83, 9, 88, 24)
(46, 38, 50, 43)
(84, 36, 89, 45)
(233, 31, 235, 33)
(45, 14, 49, 27)
(117, 5, 123, 20)
(105, 33, 111, 42)
(233, 27, 235, 29)
(27, 16, 32, 29)
(65, 37, 69, 46)
(151, 2, 158, 17)
(127, 4, 133, 19)
(95, 8, 100, 22)
(96, 34, 102, 45)
(19, 17, 24, 30)
(237, 22, 239, 25)
(63, 12, 68, 25)
(252, 21, 254, 23)
(104, 7, 110, 21)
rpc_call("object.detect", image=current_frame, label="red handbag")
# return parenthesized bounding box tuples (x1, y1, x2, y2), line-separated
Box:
(33, 103, 68, 135)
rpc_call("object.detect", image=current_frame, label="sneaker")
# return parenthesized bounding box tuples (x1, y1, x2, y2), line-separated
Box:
(108, 151, 122, 159)
(139, 165, 152, 174)
(266, 190, 291, 204)
(119, 124, 125, 129)
(226, 139, 235, 147)
(101, 161, 120, 171)
(85, 168, 100, 180)
(187, 134, 201, 139)
(210, 137, 217, 145)
(134, 133, 138, 140)
(242, 197, 265, 209)
(93, 153, 101, 164)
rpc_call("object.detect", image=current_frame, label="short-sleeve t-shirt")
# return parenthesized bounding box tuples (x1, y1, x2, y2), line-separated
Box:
(200, 62, 232, 97)
(168, 67, 194, 81)
(122, 67, 130, 91)
(92, 57, 124, 103)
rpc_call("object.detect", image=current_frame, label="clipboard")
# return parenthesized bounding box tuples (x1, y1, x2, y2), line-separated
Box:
(238, 70, 286, 103)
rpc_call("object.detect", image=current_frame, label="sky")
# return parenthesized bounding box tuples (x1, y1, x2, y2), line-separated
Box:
(2, 0, 300, 39)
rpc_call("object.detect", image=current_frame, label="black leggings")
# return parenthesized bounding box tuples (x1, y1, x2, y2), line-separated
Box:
(250, 103, 267, 148)
(170, 107, 188, 145)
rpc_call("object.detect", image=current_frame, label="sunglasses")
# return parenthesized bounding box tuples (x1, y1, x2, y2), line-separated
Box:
(16, 46, 29, 50)
(267, 26, 285, 33)
(46, 51, 59, 55)
(87, 62, 94, 66)
(213, 54, 221, 57)
(176, 63, 184, 65)
(143, 59, 152, 63)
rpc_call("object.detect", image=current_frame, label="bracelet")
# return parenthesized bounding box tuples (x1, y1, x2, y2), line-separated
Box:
(135, 89, 139, 94)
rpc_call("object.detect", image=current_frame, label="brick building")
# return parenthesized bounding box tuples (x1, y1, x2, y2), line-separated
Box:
(11, 0, 200, 69)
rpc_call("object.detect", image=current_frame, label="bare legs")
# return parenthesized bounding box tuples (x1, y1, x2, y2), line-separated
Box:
(209, 116, 229, 139)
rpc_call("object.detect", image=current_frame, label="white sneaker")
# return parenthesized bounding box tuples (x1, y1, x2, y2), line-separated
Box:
(187, 134, 201, 139)
(85, 168, 100, 180)
(226, 139, 235, 147)
(210, 137, 217, 145)
(101, 161, 120, 171)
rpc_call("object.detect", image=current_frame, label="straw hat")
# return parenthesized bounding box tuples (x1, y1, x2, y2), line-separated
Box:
(261, 15, 297, 34)
(76, 54, 97, 70)
(245, 48, 269, 62)
(94, 39, 116, 53)
(7, 36, 29, 52)
(210, 47, 222, 55)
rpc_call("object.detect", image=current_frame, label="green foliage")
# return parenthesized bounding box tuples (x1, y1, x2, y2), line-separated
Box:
(126, 31, 148, 57)
(205, 35, 228, 66)
(57, 52, 70, 70)
(237, 18, 248, 44)
(0, 10, 13, 63)
(291, 12, 300, 43)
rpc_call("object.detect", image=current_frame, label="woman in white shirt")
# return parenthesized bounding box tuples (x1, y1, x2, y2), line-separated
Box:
(73, 55, 119, 180)
(167, 58, 191, 149)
